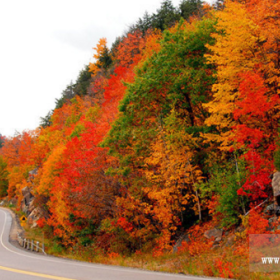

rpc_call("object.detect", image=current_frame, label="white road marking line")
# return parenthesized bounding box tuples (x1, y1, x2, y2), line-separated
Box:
(0, 208, 213, 279)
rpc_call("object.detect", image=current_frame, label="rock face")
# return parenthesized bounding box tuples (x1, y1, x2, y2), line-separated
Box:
(235, 226, 245, 233)
(264, 172, 280, 215)
(28, 168, 38, 183)
(28, 199, 36, 214)
(15, 168, 47, 229)
(272, 172, 280, 197)
(204, 228, 223, 240)
(27, 207, 44, 228)
(268, 216, 278, 225)
(20, 187, 34, 215)
(264, 203, 280, 215)
(21, 187, 30, 197)
(225, 235, 235, 247)
(21, 188, 47, 228)
(173, 234, 190, 253)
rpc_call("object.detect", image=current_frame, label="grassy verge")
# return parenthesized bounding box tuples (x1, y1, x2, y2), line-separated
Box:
(8, 206, 280, 280)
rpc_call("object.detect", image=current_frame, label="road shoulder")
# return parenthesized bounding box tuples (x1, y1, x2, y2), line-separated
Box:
(1, 207, 25, 249)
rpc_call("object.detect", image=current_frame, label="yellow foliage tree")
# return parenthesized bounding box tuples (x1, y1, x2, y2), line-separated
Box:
(143, 112, 204, 251)
(37, 145, 66, 197)
(203, 1, 262, 150)
(89, 38, 111, 75)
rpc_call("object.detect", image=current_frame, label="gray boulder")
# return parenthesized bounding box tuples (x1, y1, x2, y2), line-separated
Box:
(21, 186, 30, 197)
(173, 234, 190, 253)
(225, 235, 235, 247)
(264, 203, 280, 215)
(272, 172, 280, 197)
(204, 228, 223, 240)
(28, 168, 38, 182)
(28, 199, 36, 213)
(29, 168, 38, 176)
(20, 187, 34, 214)
(27, 207, 44, 228)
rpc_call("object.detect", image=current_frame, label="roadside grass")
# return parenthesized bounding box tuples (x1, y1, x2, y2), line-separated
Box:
(8, 207, 280, 280)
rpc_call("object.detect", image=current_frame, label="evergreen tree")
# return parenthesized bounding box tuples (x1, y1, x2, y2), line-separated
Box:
(179, 0, 203, 21)
(0, 134, 4, 149)
(40, 110, 53, 128)
(55, 82, 75, 109)
(73, 65, 91, 96)
(131, 12, 153, 35)
(214, 0, 225, 10)
(151, 0, 180, 31)
(0, 156, 8, 198)
(98, 45, 113, 71)
(111, 36, 123, 58)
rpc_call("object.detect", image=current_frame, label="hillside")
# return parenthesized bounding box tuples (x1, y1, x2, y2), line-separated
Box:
(1, 0, 280, 278)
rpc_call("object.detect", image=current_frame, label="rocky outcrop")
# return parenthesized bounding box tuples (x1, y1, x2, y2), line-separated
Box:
(173, 234, 190, 253)
(23, 187, 33, 205)
(264, 203, 280, 215)
(27, 207, 45, 228)
(225, 235, 235, 247)
(204, 227, 224, 249)
(204, 228, 223, 240)
(263, 172, 280, 215)
(28, 199, 36, 214)
(272, 172, 280, 197)
(20, 180, 47, 228)
(20, 168, 38, 213)
(28, 168, 38, 183)
(20, 187, 34, 215)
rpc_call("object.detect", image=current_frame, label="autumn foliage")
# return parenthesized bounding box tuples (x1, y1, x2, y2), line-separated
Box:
(1, 2, 280, 275)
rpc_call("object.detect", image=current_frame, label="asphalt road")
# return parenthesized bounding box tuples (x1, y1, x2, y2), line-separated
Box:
(0, 208, 217, 280)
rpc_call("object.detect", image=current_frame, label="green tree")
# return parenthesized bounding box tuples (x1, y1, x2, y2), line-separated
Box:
(103, 18, 217, 243)
(73, 65, 91, 96)
(179, 0, 203, 21)
(274, 132, 280, 171)
(40, 110, 53, 128)
(55, 82, 75, 109)
(128, 12, 153, 35)
(214, 0, 224, 10)
(111, 36, 123, 58)
(151, 0, 180, 31)
(136, 12, 153, 34)
(198, 157, 248, 227)
(98, 45, 113, 71)
(105, 17, 216, 176)
(0, 134, 4, 149)
(0, 156, 9, 198)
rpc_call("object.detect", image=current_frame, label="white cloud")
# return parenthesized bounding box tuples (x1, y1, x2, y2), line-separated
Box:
(0, 0, 214, 136)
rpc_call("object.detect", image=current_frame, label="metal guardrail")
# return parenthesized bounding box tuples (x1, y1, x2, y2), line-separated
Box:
(17, 232, 46, 255)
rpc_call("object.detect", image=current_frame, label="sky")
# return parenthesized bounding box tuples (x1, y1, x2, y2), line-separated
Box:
(0, 0, 215, 137)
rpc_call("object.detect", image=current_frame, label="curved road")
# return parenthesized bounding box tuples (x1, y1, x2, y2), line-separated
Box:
(0, 208, 215, 280)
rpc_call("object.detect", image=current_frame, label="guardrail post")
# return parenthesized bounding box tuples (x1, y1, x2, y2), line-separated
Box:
(17, 234, 46, 255)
